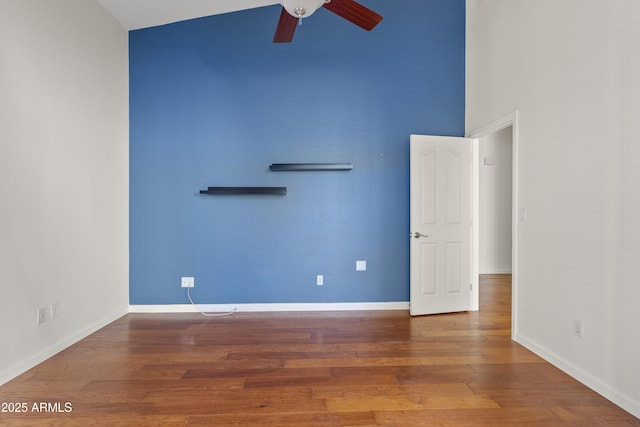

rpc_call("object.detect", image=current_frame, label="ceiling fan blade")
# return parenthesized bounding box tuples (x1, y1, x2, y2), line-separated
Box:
(323, 0, 383, 31)
(273, 7, 298, 43)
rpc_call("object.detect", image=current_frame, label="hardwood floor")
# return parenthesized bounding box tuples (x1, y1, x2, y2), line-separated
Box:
(1, 275, 638, 426)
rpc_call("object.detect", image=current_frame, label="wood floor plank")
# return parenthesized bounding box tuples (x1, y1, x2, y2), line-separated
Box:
(315, 384, 500, 412)
(244, 371, 400, 389)
(373, 407, 563, 426)
(1, 275, 638, 426)
(187, 411, 377, 426)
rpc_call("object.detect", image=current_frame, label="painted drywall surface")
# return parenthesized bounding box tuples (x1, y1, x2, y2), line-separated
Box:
(479, 126, 512, 274)
(0, 0, 129, 383)
(467, 0, 640, 415)
(129, 0, 466, 304)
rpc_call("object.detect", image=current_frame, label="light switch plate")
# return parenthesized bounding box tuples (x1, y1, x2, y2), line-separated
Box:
(519, 207, 527, 222)
(484, 157, 496, 166)
(356, 260, 367, 271)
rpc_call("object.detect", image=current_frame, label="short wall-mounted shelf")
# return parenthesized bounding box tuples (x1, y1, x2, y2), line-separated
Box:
(269, 163, 353, 172)
(200, 187, 287, 195)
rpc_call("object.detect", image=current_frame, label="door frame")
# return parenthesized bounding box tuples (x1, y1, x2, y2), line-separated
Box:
(467, 111, 519, 340)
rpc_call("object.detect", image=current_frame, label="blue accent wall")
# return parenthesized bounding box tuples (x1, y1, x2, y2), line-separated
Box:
(129, 0, 465, 304)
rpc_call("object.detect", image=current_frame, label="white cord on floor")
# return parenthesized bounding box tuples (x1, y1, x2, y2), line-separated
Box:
(187, 287, 237, 317)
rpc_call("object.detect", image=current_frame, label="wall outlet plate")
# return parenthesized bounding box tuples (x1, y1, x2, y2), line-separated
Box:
(356, 260, 367, 271)
(316, 275, 324, 286)
(37, 308, 47, 325)
(573, 319, 584, 338)
(181, 277, 194, 288)
(50, 302, 59, 319)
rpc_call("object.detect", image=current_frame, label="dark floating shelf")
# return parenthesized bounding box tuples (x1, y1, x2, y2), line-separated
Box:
(269, 163, 353, 172)
(200, 187, 287, 195)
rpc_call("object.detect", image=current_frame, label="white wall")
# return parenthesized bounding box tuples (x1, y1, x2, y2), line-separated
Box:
(479, 126, 512, 274)
(0, 0, 129, 384)
(467, 0, 640, 417)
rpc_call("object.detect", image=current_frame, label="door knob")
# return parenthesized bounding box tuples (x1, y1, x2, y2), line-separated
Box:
(413, 232, 428, 239)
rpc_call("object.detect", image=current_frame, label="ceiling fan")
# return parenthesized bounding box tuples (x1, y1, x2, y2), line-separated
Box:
(273, 0, 383, 43)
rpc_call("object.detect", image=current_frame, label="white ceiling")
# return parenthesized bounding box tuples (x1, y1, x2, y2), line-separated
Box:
(97, 0, 280, 30)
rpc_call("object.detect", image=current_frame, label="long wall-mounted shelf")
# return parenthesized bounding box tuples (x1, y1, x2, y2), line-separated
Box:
(199, 163, 352, 196)
(200, 187, 287, 195)
(269, 163, 353, 172)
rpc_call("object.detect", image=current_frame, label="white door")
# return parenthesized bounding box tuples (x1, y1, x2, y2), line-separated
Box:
(410, 135, 472, 316)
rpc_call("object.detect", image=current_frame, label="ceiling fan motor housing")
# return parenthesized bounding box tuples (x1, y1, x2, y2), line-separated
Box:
(274, 0, 382, 43)
(282, 0, 327, 18)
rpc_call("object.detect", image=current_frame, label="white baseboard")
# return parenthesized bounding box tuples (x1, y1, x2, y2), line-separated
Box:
(0, 306, 129, 386)
(515, 332, 640, 419)
(479, 268, 512, 275)
(129, 301, 409, 313)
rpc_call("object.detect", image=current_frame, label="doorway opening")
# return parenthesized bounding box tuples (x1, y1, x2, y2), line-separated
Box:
(469, 112, 519, 340)
(479, 126, 513, 276)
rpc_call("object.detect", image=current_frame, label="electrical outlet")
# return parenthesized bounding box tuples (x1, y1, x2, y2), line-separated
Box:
(181, 277, 194, 288)
(316, 275, 324, 286)
(51, 302, 59, 319)
(356, 260, 367, 271)
(573, 319, 584, 338)
(37, 308, 47, 325)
